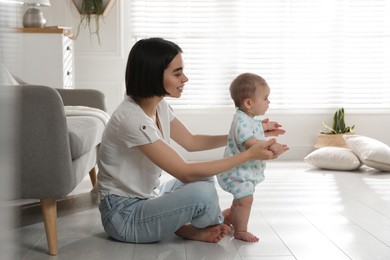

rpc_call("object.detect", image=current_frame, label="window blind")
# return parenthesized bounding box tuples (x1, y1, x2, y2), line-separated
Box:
(130, 0, 390, 110)
(0, 3, 23, 73)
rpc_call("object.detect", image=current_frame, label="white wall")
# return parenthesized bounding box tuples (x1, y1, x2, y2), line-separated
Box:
(43, 1, 390, 161)
(42, 0, 131, 115)
(172, 109, 390, 161)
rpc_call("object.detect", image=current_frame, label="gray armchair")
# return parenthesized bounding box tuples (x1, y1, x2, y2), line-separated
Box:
(18, 85, 107, 255)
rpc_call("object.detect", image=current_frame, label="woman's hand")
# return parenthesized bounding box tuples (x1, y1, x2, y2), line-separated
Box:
(262, 118, 286, 137)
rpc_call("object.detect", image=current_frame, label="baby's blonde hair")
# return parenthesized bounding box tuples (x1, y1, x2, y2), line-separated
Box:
(230, 73, 267, 108)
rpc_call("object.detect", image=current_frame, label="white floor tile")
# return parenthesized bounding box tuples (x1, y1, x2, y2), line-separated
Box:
(186, 237, 241, 260)
(132, 237, 186, 260)
(16, 161, 390, 260)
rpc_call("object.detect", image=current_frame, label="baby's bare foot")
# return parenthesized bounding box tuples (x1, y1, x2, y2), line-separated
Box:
(176, 224, 231, 243)
(234, 230, 259, 242)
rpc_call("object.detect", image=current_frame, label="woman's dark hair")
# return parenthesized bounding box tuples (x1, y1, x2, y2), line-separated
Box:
(125, 38, 183, 98)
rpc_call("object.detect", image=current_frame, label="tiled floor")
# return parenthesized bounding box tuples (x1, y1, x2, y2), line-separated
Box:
(15, 161, 390, 260)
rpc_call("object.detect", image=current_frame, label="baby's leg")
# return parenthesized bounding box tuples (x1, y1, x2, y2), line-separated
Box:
(230, 195, 259, 242)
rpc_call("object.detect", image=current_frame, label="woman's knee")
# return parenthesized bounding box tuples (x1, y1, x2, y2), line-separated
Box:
(188, 181, 219, 204)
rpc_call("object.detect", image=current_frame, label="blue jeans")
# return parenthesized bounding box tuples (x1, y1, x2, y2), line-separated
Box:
(98, 178, 223, 243)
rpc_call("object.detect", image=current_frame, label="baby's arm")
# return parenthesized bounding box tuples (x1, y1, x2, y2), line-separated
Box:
(242, 136, 258, 150)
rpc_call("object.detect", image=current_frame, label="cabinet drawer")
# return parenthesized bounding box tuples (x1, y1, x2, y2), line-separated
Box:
(15, 28, 75, 89)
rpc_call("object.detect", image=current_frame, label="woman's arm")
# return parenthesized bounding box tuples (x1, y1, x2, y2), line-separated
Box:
(139, 138, 281, 183)
(170, 117, 228, 152)
(244, 136, 289, 155)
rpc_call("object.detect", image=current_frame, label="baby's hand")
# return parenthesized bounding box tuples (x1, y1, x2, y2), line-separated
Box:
(262, 118, 286, 137)
(268, 142, 287, 154)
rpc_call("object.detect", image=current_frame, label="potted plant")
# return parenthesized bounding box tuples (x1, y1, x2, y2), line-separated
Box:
(74, 0, 105, 44)
(314, 107, 355, 148)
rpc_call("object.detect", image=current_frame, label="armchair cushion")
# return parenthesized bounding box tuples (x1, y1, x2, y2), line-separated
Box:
(67, 116, 105, 160)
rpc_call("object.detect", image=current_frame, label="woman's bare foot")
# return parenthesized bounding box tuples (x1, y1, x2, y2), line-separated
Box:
(234, 230, 259, 242)
(175, 224, 231, 243)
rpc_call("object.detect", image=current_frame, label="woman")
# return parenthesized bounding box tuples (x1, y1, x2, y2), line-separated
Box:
(97, 38, 288, 244)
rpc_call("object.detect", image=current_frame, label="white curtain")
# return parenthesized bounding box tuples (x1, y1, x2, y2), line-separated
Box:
(130, 0, 390, 110)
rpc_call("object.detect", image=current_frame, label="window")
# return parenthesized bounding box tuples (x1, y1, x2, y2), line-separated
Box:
(130, 0, 390, 110)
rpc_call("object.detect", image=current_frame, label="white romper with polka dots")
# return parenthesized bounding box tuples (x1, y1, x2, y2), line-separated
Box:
(217, 109, 266, 199)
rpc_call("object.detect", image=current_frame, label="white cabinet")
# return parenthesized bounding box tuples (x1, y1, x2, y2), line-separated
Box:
(16, 28, 75, 89)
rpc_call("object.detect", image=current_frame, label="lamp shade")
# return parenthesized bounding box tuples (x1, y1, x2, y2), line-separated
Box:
(22, 0, 50, 27)
(23, 0, 50, 6)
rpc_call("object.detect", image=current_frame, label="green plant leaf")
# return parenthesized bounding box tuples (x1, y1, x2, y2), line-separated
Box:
(321, 107, 355, 134)
(75, 0, 104, 45)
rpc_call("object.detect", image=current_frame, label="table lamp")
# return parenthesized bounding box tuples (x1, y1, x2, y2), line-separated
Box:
(22, 0, 50, 28)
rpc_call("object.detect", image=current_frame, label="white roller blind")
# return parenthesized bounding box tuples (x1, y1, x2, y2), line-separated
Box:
(130, 0, 390, 110)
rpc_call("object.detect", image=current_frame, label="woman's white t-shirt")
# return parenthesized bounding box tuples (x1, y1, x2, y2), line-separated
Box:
(98, 96, 175, 199)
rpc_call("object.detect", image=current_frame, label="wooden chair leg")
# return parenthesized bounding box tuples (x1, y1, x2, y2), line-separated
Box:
(40, 198, 58, 255)
(89, 167, 97, 187)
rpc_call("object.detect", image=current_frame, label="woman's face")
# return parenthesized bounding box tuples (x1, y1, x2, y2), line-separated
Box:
(163, 53, 188, 98)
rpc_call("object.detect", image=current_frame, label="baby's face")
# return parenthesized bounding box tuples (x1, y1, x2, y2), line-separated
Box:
(251, 84, 270, 116)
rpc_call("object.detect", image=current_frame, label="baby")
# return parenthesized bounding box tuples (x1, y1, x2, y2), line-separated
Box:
(217, 73, 288, 242)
